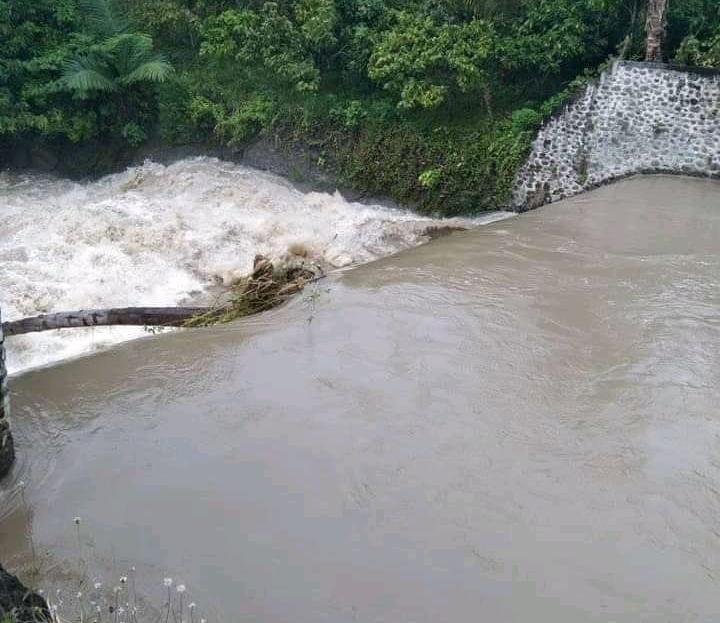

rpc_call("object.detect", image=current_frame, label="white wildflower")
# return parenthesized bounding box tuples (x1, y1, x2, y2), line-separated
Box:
(176, 584, 186, 593)
(74, 516, 82, 525)
(119, 576, 128, 584)
(188, 602, 196, 610)
(163, 578, 173, 587)
(94, 582, 102, 590)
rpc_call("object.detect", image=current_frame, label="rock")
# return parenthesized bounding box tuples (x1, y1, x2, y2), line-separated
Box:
(0, 303, 14, 481)
(0, 420, 14, 481)
(239, 136, 338, 191)
(0, 564, 50, 622)
(28, 146, 59, 173)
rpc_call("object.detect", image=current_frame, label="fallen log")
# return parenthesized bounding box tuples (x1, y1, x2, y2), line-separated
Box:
(2, 256, 326, 338)
(0, 255, 325, 482)
(1, 307, 211, 337)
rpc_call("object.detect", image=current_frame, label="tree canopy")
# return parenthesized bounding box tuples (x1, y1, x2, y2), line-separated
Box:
(2, 0, 719, 211)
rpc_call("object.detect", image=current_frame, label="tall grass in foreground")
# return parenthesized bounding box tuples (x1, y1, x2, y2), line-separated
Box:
(4, 514, 208, 623)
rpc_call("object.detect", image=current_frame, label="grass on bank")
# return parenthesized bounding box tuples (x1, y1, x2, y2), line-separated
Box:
(2, 511, 209, 623)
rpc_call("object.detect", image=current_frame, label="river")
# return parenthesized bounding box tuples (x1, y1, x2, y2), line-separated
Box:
(0, 157, 507, 373)
(1, 174, 719, 622)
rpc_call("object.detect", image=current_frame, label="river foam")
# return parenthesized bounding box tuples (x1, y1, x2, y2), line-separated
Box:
(0, 156, 511, 373)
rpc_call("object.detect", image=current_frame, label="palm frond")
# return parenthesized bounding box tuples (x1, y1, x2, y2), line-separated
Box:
(61, 56, 117, 93)
(104, 33, 154, 76)
(122, 57, 174, 85)
(78, 0, 128, 36)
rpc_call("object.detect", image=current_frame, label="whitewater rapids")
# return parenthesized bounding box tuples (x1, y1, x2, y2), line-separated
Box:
(0, 156, 511, 373)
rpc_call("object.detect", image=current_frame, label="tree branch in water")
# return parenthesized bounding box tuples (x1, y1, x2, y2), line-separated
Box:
(2, 307, 211, 337)
(2, 256, 324, 337)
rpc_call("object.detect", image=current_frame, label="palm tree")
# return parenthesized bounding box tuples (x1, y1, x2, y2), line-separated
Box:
(61, 0, 173, 96)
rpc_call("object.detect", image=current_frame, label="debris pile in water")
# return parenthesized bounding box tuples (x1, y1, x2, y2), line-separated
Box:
(185, 254, 324, 327)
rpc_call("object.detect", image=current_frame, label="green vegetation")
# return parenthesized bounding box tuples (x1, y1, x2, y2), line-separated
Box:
(1, 0, 720, 213)
(0, 0, 169, 150)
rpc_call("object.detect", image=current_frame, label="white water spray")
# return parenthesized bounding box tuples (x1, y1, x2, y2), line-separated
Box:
(0, 157, 511, 373)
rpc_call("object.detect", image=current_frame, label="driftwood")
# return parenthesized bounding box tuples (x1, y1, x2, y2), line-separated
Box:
(1, 307, 212, 337)
(183, 254, 321, 327)
(2, 255, 325, 338)
(0, 256, 323, 479)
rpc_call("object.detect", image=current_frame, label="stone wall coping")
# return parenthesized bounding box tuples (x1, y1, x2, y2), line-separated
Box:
(616, 60, 720, 78)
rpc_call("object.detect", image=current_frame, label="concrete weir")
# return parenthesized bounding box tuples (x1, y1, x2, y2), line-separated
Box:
(0, 308, 14, 479)
(512, 61, 720, 210)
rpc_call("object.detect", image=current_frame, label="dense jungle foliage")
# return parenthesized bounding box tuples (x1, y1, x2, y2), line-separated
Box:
(1, 0, 720, 213)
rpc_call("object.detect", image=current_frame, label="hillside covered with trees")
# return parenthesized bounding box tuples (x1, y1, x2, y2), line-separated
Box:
(1, 0, 719, 214)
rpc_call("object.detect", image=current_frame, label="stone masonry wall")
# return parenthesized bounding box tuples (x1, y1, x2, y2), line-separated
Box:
(512, 61, 720, 210)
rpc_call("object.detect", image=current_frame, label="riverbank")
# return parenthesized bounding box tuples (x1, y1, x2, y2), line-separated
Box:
(0, 564, 49, 623)
(1, 103, 540, 217)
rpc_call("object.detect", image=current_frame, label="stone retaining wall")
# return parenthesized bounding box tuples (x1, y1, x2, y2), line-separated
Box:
(512, 61, 720, 210)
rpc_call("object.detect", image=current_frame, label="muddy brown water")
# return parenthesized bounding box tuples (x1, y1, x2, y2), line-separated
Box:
(1, 176, 720, 622)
